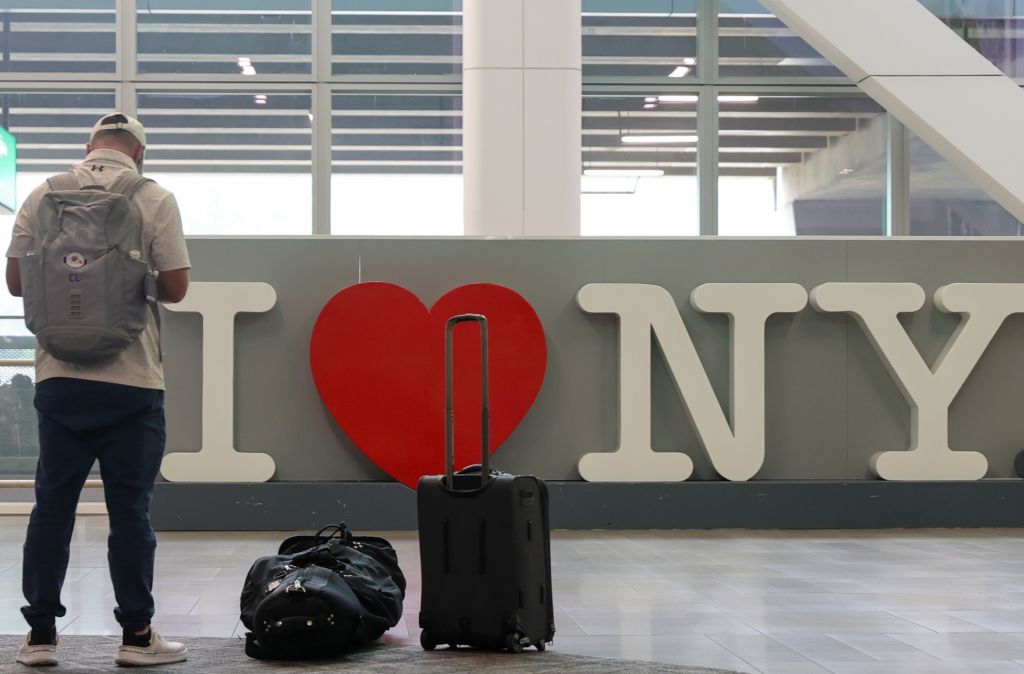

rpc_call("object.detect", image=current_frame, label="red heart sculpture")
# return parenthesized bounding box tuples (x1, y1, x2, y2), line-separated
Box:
(309, 282, 547, 489)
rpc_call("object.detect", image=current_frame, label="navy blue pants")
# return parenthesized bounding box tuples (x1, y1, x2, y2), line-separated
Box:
(22, 377, 166, 632)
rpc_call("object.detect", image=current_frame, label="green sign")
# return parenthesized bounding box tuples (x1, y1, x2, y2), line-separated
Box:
(0, 128, 16, 215)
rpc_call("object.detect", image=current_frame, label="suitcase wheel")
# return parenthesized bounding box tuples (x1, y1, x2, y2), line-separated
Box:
(420, 629, 437, 651)
(505, 632, 525, 654)
(535, 641, 547, 651)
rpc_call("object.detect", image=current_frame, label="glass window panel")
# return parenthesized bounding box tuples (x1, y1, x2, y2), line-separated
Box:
(0, 89, 117, 320)
(910, 130, 1024, 236)
(331, 92, 462, 235)
(719, 0, 844, 78)
(0, 356, 39, 478)
(331, 1, 461, 77)
(0, 89, 117, 474)
(137, 1, 312, 76)
(0, 89, 116, 178)
(919, 1, 1024, 78)
(717, 94, 886, 236)
(0, 1, 115, 74)
(583, 0, 698, 80)
(137, 90, 313, 234)
(581, 93, 699, 236)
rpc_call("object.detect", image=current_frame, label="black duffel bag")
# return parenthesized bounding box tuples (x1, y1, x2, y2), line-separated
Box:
(240, 524, 405, 660)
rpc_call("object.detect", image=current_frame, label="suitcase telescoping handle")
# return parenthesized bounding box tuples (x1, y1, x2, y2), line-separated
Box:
(445, 313, 490, 489)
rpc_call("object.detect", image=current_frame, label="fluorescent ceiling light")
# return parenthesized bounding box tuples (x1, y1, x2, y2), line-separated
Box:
(642, 103, 657, 109)
(238, 56, 256, 75)
(658, 95, 698, 104)
(655, 95, 760, 104)
(777, 57, 832, 67)
(683, 57, 697, 66)
(621, 135, 697, 144)
(668, 66, 691, 78)
(644, 96, 658, 103)
(584, 169, 665, 177)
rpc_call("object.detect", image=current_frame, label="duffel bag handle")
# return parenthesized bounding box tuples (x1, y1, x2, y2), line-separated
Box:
(278, 522, 357, 555)
(314, 523, 353, 545)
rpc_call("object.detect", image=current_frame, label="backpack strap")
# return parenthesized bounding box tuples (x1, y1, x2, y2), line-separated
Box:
(45, 172, 80, 192)
(108, 173, 151, 201)
(107, 174, 152, 254)
(149, 278, 163, 362)
(108, 173, 164, 360)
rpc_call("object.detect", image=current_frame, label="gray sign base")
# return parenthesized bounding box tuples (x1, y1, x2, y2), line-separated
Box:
(151, 480, 1024, 531)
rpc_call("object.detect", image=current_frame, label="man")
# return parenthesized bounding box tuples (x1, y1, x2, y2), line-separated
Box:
(5, 113, 191, 667)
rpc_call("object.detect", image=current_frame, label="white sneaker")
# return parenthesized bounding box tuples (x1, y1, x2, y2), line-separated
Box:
(15, 630, 58, 667)
(114, 628, 187, 667)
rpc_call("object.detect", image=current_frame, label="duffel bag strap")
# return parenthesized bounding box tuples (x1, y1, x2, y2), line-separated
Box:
(284, 565, 333, 593)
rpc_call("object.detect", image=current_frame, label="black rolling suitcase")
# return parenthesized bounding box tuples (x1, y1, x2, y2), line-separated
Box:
(417, 313, 555, 653)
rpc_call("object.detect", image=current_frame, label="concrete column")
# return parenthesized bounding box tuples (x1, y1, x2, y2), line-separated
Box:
(886, 116, 911, 236)
(463, 0, 582, 237)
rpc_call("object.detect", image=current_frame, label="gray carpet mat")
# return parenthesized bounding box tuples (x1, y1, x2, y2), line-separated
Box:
(0, 635, 741, 673)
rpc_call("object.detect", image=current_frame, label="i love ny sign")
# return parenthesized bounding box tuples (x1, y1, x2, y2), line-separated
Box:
(308, 282, 546, 489)
(159, 280, 1024, 486)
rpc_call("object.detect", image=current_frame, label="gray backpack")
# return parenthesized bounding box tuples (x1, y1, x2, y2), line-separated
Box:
(19, 172, 157, 364)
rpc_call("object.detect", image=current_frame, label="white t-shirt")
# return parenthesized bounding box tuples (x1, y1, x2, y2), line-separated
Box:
(6, 149, 191, 390)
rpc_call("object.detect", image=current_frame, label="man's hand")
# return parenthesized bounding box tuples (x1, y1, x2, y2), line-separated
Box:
(157, 268, 189, 303)
(6, 257, 21, 297)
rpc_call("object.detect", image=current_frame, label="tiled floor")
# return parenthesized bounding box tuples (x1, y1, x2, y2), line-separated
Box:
(2, 517, 1024, 673)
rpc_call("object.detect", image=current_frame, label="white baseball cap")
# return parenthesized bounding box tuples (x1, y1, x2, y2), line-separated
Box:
(90, 112, 147, 147)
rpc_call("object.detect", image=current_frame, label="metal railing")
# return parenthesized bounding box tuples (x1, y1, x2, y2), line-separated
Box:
(0, 337, 43, 490)
(0, 479, 103, 489)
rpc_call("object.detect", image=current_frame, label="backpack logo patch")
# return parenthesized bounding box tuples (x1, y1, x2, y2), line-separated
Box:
(63, 252, 87, 270)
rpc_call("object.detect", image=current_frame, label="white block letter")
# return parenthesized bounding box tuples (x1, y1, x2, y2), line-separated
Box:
(161, 282, 278, 482)
(577, 283, 807, 482)
(810, 282, 1024, 480)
